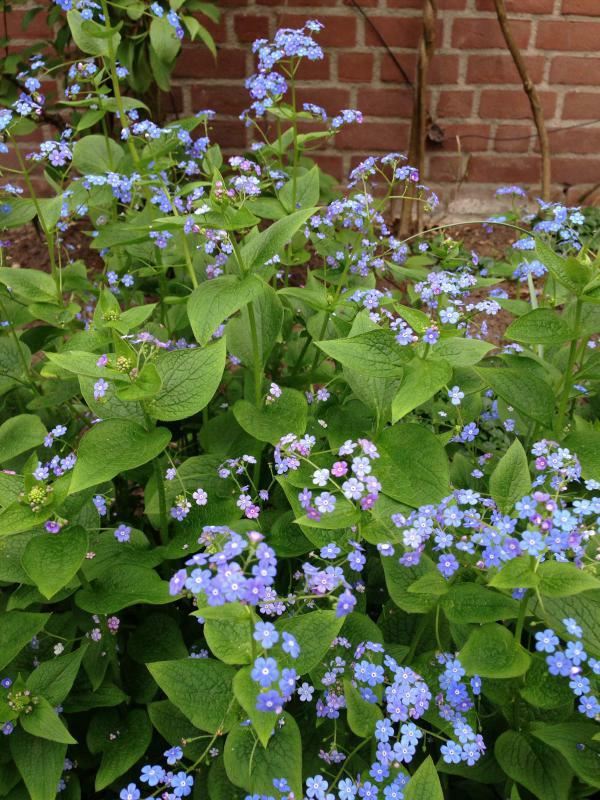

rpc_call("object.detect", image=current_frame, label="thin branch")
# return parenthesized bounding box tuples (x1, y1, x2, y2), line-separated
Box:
(493, 0, 551, 200)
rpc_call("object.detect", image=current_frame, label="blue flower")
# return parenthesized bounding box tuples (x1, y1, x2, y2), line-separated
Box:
(256, 690, 283, 713)
(281, 632, 300, 658)
(119, 785, 140, 800)
(251, 657, 279, 688)
(535, 629, 559, 654)
(253, 621, 279, 649)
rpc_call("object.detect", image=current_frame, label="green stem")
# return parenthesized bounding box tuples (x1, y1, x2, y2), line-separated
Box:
(152, 458, 169, 546)
(555, 298, 582, 436)
(247, 301, 262, 406)
(514, 590, 530, 644)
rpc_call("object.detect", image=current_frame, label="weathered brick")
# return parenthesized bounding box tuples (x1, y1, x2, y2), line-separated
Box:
(479, 89, 556, 119)
(562, 92, 600, 119)
(338, 53, 374, 83)
(562, 0, 600, 15)
(550, 57, 600, 85)
(452, 19, 531, 49)
(356, 87, 413, 117)
(467, 55, 545, 85)
(437, 91, 474, 118)
(536, 20, 600, 50)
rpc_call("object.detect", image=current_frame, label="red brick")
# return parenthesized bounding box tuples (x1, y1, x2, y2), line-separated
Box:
(562, 0, 600, 15)
(4, 10, 52, 38)
(436, 124, 493, 152)
(437, 91, 474, 118)
(191, 85, 249, 116)
(550, 57, 600, 85)
(479, 89, 556, 120)
(356, 88, 413, 117)
(295, 58, 331, 80)
(452, 19, 531, 49)
(536, 21, 600, 50)
(428, 154, 465, 182)
(539, 128, 600, 154)
(380, 54, 459, 85)
(276, 14, 356, 46)
(234, 14, 270, 43)
(313, 154, 345, 182)
(552, 157, 600, 184)
(476, 0, 554, 11)
(468, 155, 542, 183)
(334, 122, 410, 151)
(467, 55, 545, 85)
(338, 53, 374, 83)
(562, 92, 600, 119)
(208, 120, 247, 149)
(296, 87, 351, 112)
(493, 125, 535, 153)
(365, 17, 444, 49)
(173, 47, 246, 79)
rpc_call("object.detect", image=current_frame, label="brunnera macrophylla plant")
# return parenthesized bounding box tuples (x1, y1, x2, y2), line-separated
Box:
(0, 7, 600, 800)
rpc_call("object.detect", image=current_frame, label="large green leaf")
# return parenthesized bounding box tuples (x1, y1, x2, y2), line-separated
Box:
(21, 526, 88, 599)
(564, 431, 600, 482)
(279, 166, 320, 212)
(0, 611, 50, 670)
(495, 729, 572, 800)
(26, 647, 87, 705)
(233, 667, 277, 748)
(537, 561, 600, 597)
(72, 135, 124, 174)
(405, 756, 444, 800)
(75, 565, 171, 613)
(317, 329, 410, 377)
(188, 274, 265, 346)
(148, 658, 238, 733)
(391, 358, 452, 422)
(476, 367, 554, 428)
(94, 710, 152, 791)
(377, 423, 450, 507)
(459, 623, 531, 678)
(10, 729, 66, 800)
(382, 554, 439, 614)
(20, 697, 76, 744)
(224, 713, 302, 799)
(0, 414, 47, 465)
(274, 610, 343, 674)
(67, 10, 121, 57)
(0, 267, 58, 304)
(441, 582, 520, 624)
(344, 679, 382, 737)
(233, 388, 307, 444)
(70, 420, 170, 492)
(531, 722, 600, 788)
(506, 308, 575, 345)
(240, 206, 315, 272)
(145, 339, 225, 421)
(432, 337, 494, 366)
(489, 439, 531, 514)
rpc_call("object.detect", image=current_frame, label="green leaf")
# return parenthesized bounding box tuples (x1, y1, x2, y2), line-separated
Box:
(148, 658, 238, 733)
(377, 423, 450, 507)
(405, 756, 443, 800)
(128, 613, 188, 663)
(224, 713, 302, 799)
(26, 647, 87, 705)
(72, 134, 123, 174)
(145, 339, 225, 420)
(495, 729, 572, 800)
(0, 611, 50, 670)
(233, 667, 277, 748)
(344, 679, 382, 737)
(476, 366, 554, 429)
(45, 350, 125, 380)
(67, 10, 120, 56)
(537, 561, 600, 597)
(519, 654, 575, 710)
(531, 722, 600, 788)
(233, 389, 307, 444)
(279, 166, 320, 212)
(204, 616, 253, 665)
(115, 362, 162, 402)
(227, 282, 283, 367)
(506, 308, 575, 345)
(489, 556, 539, 590)
(441, 583, 520, 624)
(21, 697, 76, 744)
(70, 420, 171, 492)
(564, 430, 600, 482)
(188, 274, 265, 346)
(76, 565, 171, 613)
(391, 358, 452, 422)
(149, 15, 181, 63)
(240, 206, 315, 272)
(459, 623, 531, 678)
(382, 554, 440, 613)
(489, 439, 531, 514)
(0, 267, 58, 304)
(432, 337, 494, 366)
(317, 329, 410, 377)
(21, 526, 88, 599)
(0, 414, 47, 464)
(274, 610, 343, 674)
(10, 728, 66, 800)
(94, 710, 152, 790)
(536, 239, 587, 296)
(537, 591, 600, 658)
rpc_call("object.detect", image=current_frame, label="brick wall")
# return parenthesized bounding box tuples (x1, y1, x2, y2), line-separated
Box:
(174, 0, 600, 205)
(6, 0, 600, 207)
